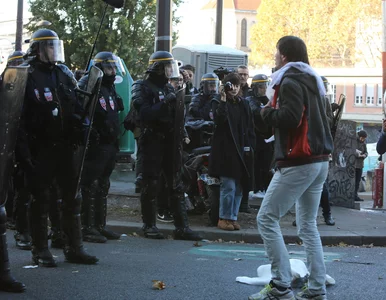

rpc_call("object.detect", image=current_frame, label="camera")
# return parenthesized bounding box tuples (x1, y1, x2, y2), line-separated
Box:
(213, 66, 235, 81)
(224, 81, 233, 92)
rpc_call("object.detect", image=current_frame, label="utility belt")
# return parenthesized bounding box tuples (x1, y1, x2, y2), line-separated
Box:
(142, 126, 174, 139)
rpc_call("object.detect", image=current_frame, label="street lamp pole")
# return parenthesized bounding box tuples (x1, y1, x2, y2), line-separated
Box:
(15, 0, 23, 51)
(215, 0, 223, 45)
(155, 0, 172, 52)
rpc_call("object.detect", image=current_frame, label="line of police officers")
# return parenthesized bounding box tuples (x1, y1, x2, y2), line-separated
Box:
(0, 26, 212, 293)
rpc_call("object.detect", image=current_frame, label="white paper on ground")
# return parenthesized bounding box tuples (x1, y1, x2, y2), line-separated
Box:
(235, 259, 335, 286)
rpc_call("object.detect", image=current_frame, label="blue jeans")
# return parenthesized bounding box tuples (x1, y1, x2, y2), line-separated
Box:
(219, 177, 243, 221)
(257, 162, 328, 293)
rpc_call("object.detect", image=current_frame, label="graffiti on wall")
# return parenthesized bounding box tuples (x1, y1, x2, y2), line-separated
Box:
(328, 120, 356, 208)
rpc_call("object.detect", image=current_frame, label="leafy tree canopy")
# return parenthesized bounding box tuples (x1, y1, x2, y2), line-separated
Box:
(27, 0, 183, 79)
(249, 0, 381, 68)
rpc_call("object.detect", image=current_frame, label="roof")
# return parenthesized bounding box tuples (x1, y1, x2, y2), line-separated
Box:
(173, 44, 247, 56)
(201, 0, 261, 11)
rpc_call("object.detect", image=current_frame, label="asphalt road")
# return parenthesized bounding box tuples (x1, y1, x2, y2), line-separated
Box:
(2, 232, 385, 300)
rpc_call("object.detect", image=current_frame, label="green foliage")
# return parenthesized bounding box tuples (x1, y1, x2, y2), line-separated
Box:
(249, 0, 381, 68)
(27, 0, 183, 79)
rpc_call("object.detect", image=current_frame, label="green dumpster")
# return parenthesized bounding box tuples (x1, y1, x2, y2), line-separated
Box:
(114, 58, 135, 159)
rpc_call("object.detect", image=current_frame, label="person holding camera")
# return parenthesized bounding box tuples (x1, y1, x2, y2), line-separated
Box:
(208, 73, 255, 231)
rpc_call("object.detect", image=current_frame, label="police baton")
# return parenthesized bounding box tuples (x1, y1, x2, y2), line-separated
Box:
(84, 0, 125, 71)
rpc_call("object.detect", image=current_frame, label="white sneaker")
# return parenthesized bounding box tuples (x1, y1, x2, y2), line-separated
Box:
(255, 191, 265, 198)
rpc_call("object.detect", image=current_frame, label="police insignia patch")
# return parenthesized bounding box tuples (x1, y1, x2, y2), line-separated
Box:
(99, 97, 107, 110)
(109, 96, 115, 110)
(34, 89, 40, 100)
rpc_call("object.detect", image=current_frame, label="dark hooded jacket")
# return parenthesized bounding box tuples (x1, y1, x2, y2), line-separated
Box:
(208, 96, 256, 181)
(261, 67, 333, 168)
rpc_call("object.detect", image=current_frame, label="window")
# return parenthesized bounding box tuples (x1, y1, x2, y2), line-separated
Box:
(241, 19, 247, 47)
(354, 84, 363, 105)
(365, 84, 375, 105)
(330, 84, 336, 103)
(378, 84, 383, 106)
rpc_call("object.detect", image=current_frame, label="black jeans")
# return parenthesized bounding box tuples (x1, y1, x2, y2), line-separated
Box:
(354, 168, 363, 200)
(320, 180, 331, 215)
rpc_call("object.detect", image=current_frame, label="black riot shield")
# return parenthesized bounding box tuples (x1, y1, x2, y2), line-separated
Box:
(70, 65, 103, 201)
(172, 87, 186, 189)
(0, 66, 29, 206)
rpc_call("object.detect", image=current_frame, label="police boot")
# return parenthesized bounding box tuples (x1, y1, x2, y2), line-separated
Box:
(96, 181, 120, 240)
(81, 184, 107, 244)
(48, 196, 65, 249)
(141, 180, 163, 239)
(62, 199, 99, 265)
(30, 197, 57, 267)
(0, 206, 26, 293)
(14, 193, 32, 250)
(323, 213, 335, 226)
(172, 194, 202, 241)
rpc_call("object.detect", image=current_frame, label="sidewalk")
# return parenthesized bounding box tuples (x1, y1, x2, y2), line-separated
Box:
(107, 164, 386, 246)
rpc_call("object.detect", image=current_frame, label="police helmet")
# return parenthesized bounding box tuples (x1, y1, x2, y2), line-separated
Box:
(251, 74, 269, 97)
(93, 51, 125, 75)
(200, 73, 219, 96)
(147, 51, 179, 79)
(7, 51, 25, 67)
(26, 29, 65, 64)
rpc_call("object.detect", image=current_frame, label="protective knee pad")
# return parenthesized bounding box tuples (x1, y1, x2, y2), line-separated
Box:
(99, 179, 110, 198)
(141, 179, 158, 200)
(81, 179, 99, 198)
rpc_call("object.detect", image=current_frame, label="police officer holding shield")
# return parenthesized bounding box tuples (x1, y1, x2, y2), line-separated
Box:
(17, 29, 98, 267)
(78, 51, 124, 243)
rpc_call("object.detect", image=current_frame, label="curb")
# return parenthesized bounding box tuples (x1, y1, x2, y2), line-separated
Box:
(106, 220, 386, 247)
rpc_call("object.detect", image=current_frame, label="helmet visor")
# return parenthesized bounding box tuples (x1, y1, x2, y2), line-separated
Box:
(164, 60, 180, 79)
(97, 55, 125, 75)
(39, 39, 65, 63)
(203, 79, 219, 95)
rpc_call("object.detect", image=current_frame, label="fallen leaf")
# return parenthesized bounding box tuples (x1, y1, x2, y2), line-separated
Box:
(338, 242, 347, 247)
(152, 280, 166, 290)
(193, 241, 202, 247)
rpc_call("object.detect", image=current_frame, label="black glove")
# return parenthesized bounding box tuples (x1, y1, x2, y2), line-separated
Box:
(88, 128, 100, 146)
(164, 92, 176, 104)
(331, 103, 340, 113)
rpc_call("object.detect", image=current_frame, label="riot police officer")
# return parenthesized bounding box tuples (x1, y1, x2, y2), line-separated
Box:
(188, 73, 220, 121)
(17, 29, 98, 267)
(78, 51, 123, 243)
(6, 51, 25, 67)
(132, 51, 201, 241)
(245, 74, 273, 202)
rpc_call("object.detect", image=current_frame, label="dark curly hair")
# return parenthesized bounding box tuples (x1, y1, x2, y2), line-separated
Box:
(357, 130, 368, 138)
(223, 72, 241, 86)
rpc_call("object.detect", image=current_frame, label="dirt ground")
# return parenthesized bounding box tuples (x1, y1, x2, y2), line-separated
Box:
(106, 196, 297, 229)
